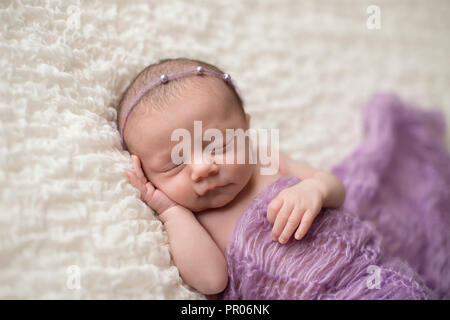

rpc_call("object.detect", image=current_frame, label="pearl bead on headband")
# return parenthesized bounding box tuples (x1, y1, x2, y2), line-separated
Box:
(120, 66, 239, 150)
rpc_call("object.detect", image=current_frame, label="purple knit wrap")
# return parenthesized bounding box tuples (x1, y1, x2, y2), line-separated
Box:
(220, 93, 449, 300)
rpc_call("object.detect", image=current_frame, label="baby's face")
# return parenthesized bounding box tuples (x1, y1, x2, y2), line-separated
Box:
(126, 78, 254, 212)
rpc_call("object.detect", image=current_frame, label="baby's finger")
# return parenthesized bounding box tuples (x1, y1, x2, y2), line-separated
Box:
(143, 182, 156, 203)
(270, 201, 294, 242)
(295, 210, 315, 240)
(278, 205, 303, 244)
(267, 197, 283, 224)
(126, 171, 140, 188)
(131, 155, 145, 179)
(126, 171, 147, 197)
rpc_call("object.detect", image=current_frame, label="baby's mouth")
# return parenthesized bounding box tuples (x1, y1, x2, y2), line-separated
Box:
(198, 183, 231, 197)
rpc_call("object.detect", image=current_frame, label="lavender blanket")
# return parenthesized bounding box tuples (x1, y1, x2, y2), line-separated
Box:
(220, 93, 450, 300)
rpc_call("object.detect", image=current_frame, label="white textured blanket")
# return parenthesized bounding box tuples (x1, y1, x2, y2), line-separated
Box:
(0, 0, 449, 299)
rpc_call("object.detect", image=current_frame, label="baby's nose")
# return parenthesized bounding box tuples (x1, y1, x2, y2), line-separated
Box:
(190, 157, 219, 182)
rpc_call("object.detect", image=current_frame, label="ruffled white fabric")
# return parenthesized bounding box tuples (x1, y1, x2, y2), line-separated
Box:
(0, 0, 449, 299)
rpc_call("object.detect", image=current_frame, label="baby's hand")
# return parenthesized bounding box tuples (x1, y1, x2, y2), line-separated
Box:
(126, 155, 177, 216)
(267, 179, 325, 244)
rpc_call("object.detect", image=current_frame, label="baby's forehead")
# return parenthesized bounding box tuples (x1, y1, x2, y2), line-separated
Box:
(137, 76, 237, 117)
(126, 76, 244, 155)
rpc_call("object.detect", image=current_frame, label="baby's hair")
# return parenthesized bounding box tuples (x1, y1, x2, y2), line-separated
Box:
(117, 57, 245, 150)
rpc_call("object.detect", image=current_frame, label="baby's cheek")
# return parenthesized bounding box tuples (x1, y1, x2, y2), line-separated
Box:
(164, 175, 194, 203)
(224, 164, 251, 191)
(232, 136, 254, 165)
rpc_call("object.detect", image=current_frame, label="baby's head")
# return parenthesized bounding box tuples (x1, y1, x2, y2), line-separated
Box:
(117, 58, 254, 212)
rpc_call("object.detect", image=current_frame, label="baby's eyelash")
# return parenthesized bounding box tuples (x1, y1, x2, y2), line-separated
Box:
(222, 138, 234, 148)
(170, 162, 184, 170)
(161, 162, 183, 173)
(218, 137, 233, 148)
(211, 138, 234, 154)
(164, 138, 234, 169)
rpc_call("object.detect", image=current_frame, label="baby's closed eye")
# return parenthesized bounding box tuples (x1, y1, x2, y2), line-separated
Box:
(163, 162, 185, 172)
(210, 136, 234, 155)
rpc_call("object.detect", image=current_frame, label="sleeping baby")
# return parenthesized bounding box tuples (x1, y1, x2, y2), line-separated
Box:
(118, 58, 432, 299)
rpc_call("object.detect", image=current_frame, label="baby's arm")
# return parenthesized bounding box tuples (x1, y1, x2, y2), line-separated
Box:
(267, 151, 346, 244)
(159, 206, 229, 295)
(279, 151, 346, 208)
(126, 155, 228, 295)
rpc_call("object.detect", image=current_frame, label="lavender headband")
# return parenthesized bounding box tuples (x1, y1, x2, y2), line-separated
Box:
(120, 66, 240, 150)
